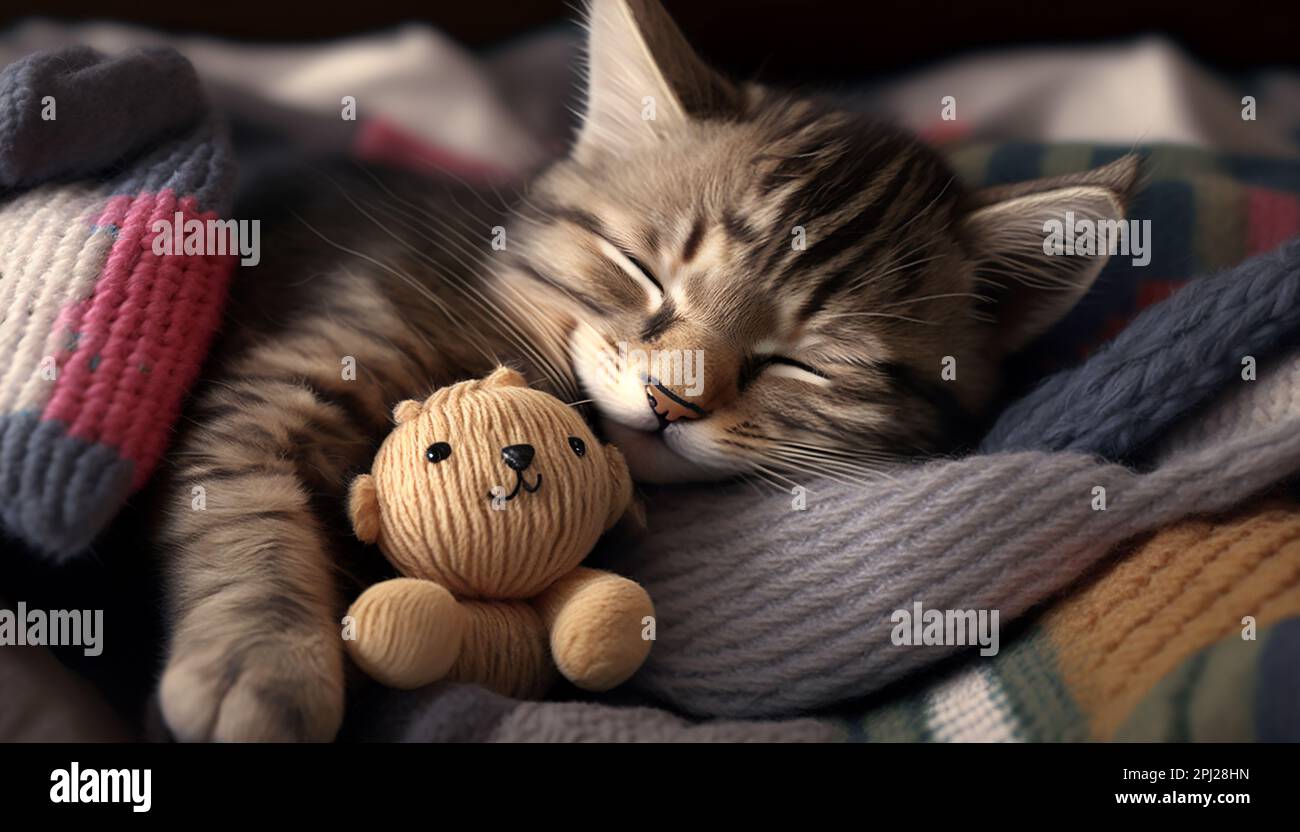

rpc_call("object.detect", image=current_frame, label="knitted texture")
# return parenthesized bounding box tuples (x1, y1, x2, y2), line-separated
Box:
(363, 615, 1295, 742)
(794, 347, 1300, 741)
(981, 238, 1300, 457)
(1111, 620, 1300, 742)
(0, 46, 236, 557)
(848, 618, 1300, 742)
(1048, 498, 1300, 740)
(345, 368, 653, 697)
(347, 681, 841, 742)
(0, 46, 204, 189)
(598, 238, 1300, 718)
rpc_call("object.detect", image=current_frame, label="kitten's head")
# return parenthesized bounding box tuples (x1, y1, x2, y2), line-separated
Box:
(499, 0, 1138, 483)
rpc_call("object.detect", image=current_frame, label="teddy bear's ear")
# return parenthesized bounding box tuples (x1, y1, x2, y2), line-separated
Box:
(483, 365, 528, 389)
(349, 474, 382, 543)
(602, 444, 643, 532)
(392, 399, 423, 424)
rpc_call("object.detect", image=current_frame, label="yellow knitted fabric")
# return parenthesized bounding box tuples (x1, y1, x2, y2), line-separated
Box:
(1047, 496, 1300, 739)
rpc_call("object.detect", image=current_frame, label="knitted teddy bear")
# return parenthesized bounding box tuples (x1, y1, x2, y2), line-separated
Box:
(344, 366, 654, 698)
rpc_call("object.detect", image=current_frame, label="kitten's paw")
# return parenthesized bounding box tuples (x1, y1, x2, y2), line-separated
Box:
(160, 630, 344, 742)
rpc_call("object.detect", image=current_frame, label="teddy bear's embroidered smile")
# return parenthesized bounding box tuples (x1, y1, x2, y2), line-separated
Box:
(497, 442, 543, 501)
(498, 470, 542, 501)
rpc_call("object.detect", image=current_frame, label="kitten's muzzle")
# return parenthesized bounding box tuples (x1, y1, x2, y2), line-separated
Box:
(646, 380, 706, 424)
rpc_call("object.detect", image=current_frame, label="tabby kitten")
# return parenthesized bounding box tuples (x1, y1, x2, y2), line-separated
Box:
(156, 0, 1137, 740)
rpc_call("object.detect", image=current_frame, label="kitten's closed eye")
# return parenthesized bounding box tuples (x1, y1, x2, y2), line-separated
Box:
(625, 254, 662, 293)
(761, 356, 832, 386)
(596, 238, 663, 306)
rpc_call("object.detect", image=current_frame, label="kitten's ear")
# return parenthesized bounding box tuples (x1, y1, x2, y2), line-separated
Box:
(961, 155, 1141, 355)
(576, 0, 742, 162)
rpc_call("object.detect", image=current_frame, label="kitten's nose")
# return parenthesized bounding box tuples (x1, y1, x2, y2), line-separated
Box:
(646, 381, 706, 423)
(501, 444, 535, 471)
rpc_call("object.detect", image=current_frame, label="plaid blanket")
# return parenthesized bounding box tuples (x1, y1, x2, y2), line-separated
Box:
(947, 141, 1300, 381)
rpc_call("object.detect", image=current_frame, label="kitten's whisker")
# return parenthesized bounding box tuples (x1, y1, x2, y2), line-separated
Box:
(361, 205, 571, 398)
(351, 158, 512, 215)
(736, 471, 778, 498)
(841, 250, 948, 294)
(891, 175, 956, 237)
(777, 441, 904, 464)
(289, 212, 505, 372)
(763, 446, 903, 485)
(354, 176, 579, 399)
(779, 458, 898, 488)
(820, 311, 938, 326)
(343, 191, 575, 399)
(877, 291, 992, 309)
(747, 461, 804, 492)
(765, 450, 883, 482)
(730, 430, 903, 467)
(758, 455, 863, 489)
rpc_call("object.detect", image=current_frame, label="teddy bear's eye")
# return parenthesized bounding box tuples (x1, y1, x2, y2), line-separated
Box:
(568, 436, 586, 457)
(425, 442, 452, 464)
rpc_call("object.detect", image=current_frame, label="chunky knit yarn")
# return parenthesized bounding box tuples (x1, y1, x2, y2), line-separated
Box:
(1049, 496, 1300, 740)
(983, 238, 1300, 457)
(0, 47, 235, 557)
(601, 238, 1300, 718)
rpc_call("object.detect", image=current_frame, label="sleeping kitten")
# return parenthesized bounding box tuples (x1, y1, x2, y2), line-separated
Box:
(156, 0, 1137, 740)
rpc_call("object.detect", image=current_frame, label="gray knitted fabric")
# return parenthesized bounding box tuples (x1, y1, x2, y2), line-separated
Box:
(348, 682, 837, 742)
(494, 699, 840, 742)
(599, 239, 1300, 718)
(0, 45, 205, 189)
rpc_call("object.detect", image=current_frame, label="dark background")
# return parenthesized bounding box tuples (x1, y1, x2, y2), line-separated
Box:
(2, 0, 1296, 82)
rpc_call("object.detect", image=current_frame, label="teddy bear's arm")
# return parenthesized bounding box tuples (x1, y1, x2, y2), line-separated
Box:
(532, 567, 654, 692)
(344, 578, 465, 689)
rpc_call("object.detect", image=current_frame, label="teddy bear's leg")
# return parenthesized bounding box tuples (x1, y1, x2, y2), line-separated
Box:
(449, 601, 556, 699)
(534, 567, 654, 692)
(345, 578, 466, 689)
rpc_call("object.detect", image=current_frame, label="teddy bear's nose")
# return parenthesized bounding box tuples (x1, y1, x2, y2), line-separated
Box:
(501, 444, 535, 471)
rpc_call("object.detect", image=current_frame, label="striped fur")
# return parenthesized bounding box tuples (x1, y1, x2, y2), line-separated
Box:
(156, 0, 1137, 740)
